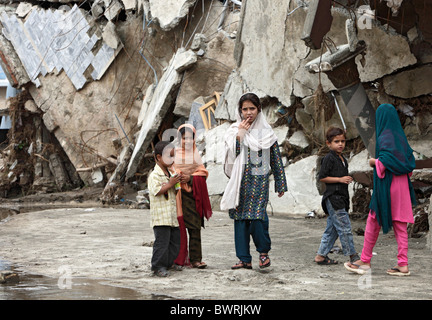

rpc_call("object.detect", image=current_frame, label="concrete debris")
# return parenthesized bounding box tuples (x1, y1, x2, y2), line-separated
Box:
(126, 47, 197, 180)
(0, 4, 123, 90)
(383, 64, 432, 99)
(0, 0, 430, 237)
(148, 0, 196, 31)
(15, 2, 34, 18)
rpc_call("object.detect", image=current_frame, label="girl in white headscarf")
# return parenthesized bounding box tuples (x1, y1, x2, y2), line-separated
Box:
(221, 93, 287, 269)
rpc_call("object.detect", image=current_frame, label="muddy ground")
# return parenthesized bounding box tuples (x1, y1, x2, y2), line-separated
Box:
(0, 187, 431, 301)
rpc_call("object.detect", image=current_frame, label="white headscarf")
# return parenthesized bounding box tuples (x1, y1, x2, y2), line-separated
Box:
(220, 105, 278, 211)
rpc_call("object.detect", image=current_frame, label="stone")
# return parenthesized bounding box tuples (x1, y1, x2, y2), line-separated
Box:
(121, 0, 137, 10)
(268, 155, 322, 215)
(273, 126, 289, 145)
(288, 130, 309, 149)
(126, 48, 190, 179)
(15, 2, 34, 18)
(173, 49, 197, 73)
(201, 121, 231, 164)
(348, 149, 372, 173)
(148, 0, 197, 31)
(174, 32, 236, 118)
(214, 71, 246, 121)
(383, 64, 432, 99)
(205, 162, 229, 196)
(102, 21, 121, 50)
(103, 0, 123, 21)
(236, 0, 307, 107)
(356, 24, 417, 83)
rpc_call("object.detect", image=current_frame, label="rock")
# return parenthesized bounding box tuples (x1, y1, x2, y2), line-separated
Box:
(126, 48, 190, 179)
(356, 24, 417, 82)
(173, 49, 197, 73)
(274, 126, 289, 145)
(205, 162, 229, 196)
(148, 0, 196, 31)
(15, 2, 34, 18)
(348, 149, 372, 173)
(102, 21, 121, 49)
(200, 121, 231, 164)
(214, 71, 246, 121)
(121, 0, 137, 10)
(268, 155, 322, 215)
(288, 130, 309, 149)
(383, 64, 432, 99)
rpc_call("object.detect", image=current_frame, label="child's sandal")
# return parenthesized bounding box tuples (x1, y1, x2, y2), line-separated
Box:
(231, 261, 252, 269)
(259, 254, 271, 268)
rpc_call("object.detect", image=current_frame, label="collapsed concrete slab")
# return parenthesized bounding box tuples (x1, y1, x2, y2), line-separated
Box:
(126, 48, 197, 180)
(383, 64, 432, 99)
(268, 155, 322, 215)
(356, 23, 417, 83)
(0, 4, 123, 90)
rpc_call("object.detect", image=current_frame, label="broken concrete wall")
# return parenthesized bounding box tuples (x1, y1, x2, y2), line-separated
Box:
(211, 0, 432, 224)
(0, 0, 430, 243)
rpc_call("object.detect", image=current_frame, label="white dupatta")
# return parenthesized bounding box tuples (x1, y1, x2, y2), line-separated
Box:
(220, 112, 277, 211)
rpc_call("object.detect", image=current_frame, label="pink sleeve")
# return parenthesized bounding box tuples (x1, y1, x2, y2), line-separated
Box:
(375, 158, 386, 179)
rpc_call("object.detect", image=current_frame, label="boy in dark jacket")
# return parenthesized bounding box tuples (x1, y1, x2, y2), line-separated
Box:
(314, 127, 360, 265)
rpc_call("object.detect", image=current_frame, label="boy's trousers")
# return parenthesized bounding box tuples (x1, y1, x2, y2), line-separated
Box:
(151, 226, 180, 271)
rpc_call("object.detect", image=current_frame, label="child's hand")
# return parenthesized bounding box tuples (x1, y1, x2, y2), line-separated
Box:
(168, 174, 181, 187)
(238, 119, 251, 131)
(369, 158, 376, 167)
(339, 176, 353, 184)
(180, 173, 190, 184)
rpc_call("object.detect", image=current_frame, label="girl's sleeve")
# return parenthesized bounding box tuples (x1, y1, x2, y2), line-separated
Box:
(270, 141, 288, 193)
(375, 158, 386, 179)
(235, 139, 241, 157)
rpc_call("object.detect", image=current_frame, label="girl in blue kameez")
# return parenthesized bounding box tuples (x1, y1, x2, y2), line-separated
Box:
(221, 93, 287, 269)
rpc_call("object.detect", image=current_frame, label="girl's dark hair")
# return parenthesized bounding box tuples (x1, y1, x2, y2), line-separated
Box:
(326, 127, 345, 143)
(238, 93, 262, 115)
(178, 126, 195, 140)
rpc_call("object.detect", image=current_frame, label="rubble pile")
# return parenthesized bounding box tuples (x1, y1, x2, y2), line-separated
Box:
(0, 1, 430, 242)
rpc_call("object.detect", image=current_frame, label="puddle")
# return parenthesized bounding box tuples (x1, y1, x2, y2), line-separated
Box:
(0, 260, 172, 300)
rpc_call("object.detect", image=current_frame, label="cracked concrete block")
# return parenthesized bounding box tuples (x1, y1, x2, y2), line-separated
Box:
(214, 71, 246, 121)
(121, 0, 137, 10)
(356, 24, 417, 82)
(104, 0, 123, 21)
(288, 130, 309, 149)
(383, 64, 432, 99)
(15, 2, 34, 18)
(173, 49, 197, 73)
(102, 21, 121, 49)
(268, 155, 322, 215)
(126, 49, 188, 179)
(148, 0, 196, 31)
(0, 4, 121, 90)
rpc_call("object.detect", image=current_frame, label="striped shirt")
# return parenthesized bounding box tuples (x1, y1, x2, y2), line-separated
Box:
(147, 164, 178, 228)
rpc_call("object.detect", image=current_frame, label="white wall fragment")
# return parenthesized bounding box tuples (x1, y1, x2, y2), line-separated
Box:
(0, 4, 123, 90)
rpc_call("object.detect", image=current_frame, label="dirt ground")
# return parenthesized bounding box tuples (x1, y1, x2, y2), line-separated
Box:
(1, 188, 431, 301)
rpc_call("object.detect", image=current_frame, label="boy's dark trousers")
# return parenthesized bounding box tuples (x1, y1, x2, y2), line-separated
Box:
(151, 226, 180, 271)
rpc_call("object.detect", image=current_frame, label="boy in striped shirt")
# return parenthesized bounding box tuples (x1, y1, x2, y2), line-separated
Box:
(148, 141, 182, 277)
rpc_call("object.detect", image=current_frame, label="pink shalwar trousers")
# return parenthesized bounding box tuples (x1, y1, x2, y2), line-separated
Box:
(361, 211, 409, 266)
